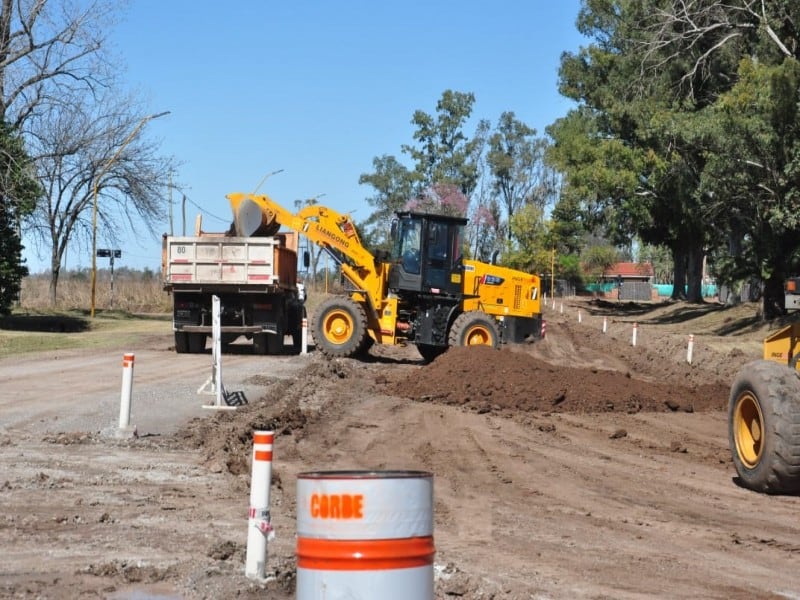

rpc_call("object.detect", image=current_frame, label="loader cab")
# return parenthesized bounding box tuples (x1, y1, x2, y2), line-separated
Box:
(389, 211, 466, 297)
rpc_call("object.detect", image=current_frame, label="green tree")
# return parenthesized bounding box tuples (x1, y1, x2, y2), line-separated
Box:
(487, 112, 556, 240)
(548, 0, 747, 304)
(402, 90, 482, 198)
(632, 0, 800, 316)
(358, 154, 416, 251)
(0, 122, 40, 313)
(503, 203, 551, 274)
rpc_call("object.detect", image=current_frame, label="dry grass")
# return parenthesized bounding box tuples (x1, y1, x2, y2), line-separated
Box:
(19, 271, 172, 313)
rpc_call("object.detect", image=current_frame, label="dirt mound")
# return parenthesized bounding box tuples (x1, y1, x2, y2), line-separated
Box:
(387, 345, 729, 414)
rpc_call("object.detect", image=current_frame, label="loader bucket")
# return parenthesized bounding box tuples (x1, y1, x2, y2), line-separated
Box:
(763, 322, 800, 369)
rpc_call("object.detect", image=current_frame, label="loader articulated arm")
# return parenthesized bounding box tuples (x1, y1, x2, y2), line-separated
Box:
(226, 192, 385, 297)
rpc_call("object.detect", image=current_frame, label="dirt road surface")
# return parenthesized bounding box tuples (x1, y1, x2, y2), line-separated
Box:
(2, 300, 800, 599)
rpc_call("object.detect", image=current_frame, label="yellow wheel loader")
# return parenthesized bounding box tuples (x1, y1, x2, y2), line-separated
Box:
(226, 192, 544, 361)
(729, 278, 800, 493)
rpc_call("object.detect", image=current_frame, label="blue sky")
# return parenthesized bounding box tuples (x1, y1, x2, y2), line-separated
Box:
(25, 0, 585, 273)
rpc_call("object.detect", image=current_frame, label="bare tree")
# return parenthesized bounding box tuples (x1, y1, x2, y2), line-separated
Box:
(0, 1, 177, 305)
(637, 0, 797, 99)
(25, 90, 174, 304)
(0, 0, 117, 126)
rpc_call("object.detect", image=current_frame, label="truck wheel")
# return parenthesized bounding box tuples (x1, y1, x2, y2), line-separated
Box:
(267, 329, 284, 354)
(729, 359, 800, 494)
(417, 343, 447, 362)
(312, 296, 367, 358)
(448, 312, 500, 349)
(188, 333, 207, 353)
(174, 332, 190, 354)
(253, 333, 268, 355)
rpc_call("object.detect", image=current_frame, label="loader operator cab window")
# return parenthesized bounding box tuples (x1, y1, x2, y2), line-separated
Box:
(396, 217, 421, 274)
(427, 221, 448, 267)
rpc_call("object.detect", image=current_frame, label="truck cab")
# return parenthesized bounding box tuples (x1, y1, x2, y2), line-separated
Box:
(388, 211, 466, 298)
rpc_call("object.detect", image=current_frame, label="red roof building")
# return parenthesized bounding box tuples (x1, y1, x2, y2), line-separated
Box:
(602, 262, 654, 282)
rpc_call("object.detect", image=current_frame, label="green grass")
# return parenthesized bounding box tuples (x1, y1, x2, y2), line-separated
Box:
(0, 309, 171, 359)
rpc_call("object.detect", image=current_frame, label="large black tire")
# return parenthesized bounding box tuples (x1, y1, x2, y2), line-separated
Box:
(729, 359, 800, 494)
(253, 333, 268, 355)
(188, 333, 207, 353)
(312, 296, 367, 358)
(417, 343, 447, 362)
(448, 311, 500, 349)
(267, 329, 284, 354)
(174, 332, 190, 354)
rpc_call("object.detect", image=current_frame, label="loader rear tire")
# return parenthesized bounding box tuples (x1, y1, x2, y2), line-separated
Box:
(729, 359, 800, 494)
(312, 296, 367, 358)
(448, 312, 500, 349)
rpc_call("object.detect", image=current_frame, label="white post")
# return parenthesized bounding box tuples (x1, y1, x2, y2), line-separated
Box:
(301, 317, 308, 356)
(602, 316, 607, 333)
(246, 430, 275, 580)
(118, 353, 135, 430)
(632, 323, 638, 347)
(578, 310, 582, 323)
(560, 302, 563, 314)
(552, 296, 556, 310)
(199, 296, 236, 410)
(687, 334, 694, 364)
(213, 295, 222, 407)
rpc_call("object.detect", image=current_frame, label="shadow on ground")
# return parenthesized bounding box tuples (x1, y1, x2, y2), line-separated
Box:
(0, 314, 90, 333)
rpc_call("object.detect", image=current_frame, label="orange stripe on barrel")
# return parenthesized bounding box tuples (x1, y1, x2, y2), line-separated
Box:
(254, 450, 272, 462)
(296, 536, 435, 571)
(253, 433, 274, 445)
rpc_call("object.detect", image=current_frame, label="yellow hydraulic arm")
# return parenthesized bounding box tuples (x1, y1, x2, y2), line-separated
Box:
(226, 192, 391, 322)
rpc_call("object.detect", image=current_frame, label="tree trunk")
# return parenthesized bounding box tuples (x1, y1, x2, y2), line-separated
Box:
(671, 246, 687, 300)
(686, 242, 704, 303)
(762, 273, 785, 320)
(49, 263, 60, 307)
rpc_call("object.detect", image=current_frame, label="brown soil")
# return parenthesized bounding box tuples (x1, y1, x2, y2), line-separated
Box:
(2, 298, 799, 599)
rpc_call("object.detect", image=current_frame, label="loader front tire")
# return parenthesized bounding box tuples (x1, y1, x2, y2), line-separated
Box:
(729, 359, 800, 494)
(312, 296, 367, 358)
(448, 312, 500, 349)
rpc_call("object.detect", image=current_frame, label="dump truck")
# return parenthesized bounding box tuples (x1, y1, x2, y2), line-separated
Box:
(225, 191, 543, 361)
(161, 214, 305, 355)
(729, 277, 800, 493)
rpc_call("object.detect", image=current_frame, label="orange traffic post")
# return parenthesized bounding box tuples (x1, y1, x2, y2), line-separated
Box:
(296, 470, 434, 599)
(246, 430, 275, 580)
(118, 353, 135, 430)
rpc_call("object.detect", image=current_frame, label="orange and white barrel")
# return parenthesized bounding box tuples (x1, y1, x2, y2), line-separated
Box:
(296, 470, 434, 600)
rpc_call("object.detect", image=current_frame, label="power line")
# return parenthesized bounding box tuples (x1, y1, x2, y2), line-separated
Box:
(181, 194, 230, 224)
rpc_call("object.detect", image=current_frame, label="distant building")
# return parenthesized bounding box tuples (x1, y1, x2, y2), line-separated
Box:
(601, 262, 656, 301)
(602, 262, 655, 284)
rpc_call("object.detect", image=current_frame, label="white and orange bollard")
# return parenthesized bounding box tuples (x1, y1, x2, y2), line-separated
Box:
(118, 353, 135, 431)
(246, 430, 275, 580)
(541, 319, 547, 339)
(687, 334, 694, 364)
(632, 322, 638, 346)
(296, 470, 435, 600)
(301, 317, 308, 356)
